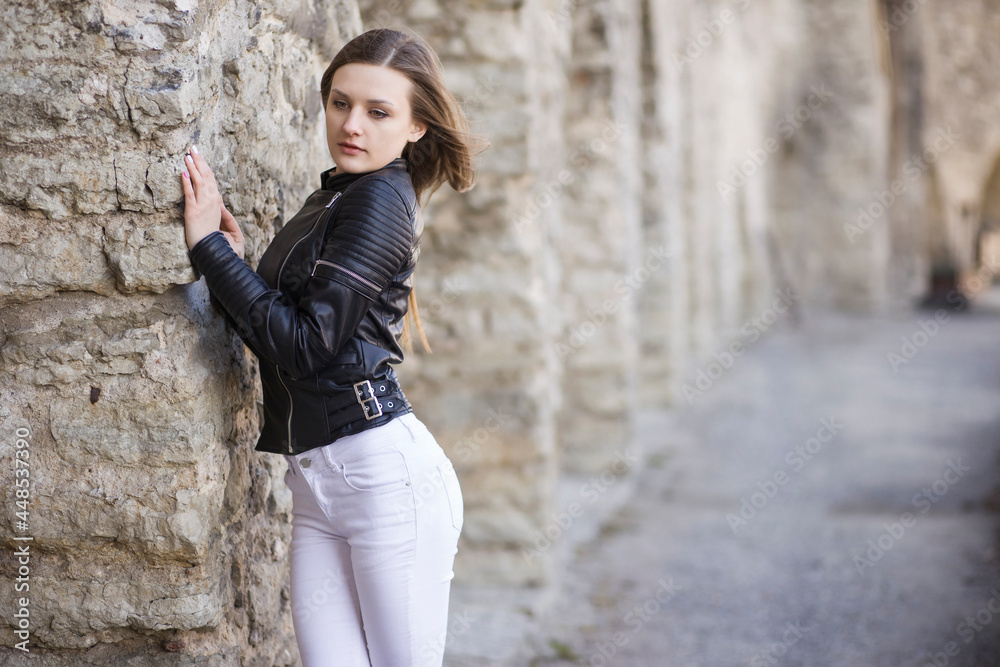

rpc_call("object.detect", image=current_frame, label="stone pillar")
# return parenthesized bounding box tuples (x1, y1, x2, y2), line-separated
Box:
(882, 0, 930, 306)
(358, 0, 569, 587)
(639, 0, 690, 406)
(769, 0, 892, 312)
(0, 1, 359, 663)
(556, 0, 643, 474)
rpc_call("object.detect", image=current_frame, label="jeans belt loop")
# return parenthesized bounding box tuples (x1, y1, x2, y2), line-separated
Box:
(353, 379, 383, 420)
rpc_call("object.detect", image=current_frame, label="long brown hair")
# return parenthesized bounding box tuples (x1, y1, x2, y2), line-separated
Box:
(320, 28, 487, 352)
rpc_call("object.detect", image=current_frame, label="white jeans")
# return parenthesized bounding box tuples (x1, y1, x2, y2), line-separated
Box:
(283, 412, 464, 667)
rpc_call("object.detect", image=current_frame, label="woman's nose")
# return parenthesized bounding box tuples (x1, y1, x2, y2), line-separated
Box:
(342, 108, 364, 135)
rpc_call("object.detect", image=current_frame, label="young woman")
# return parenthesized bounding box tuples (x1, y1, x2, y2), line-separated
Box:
(181, 28, 482, 667)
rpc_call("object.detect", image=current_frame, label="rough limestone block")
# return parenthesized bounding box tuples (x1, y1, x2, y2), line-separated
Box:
(103, 214, 196, 293)
(0, 210, 117, 304)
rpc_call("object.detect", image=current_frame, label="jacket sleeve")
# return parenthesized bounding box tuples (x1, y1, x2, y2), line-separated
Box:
(187, 176, 414, 379)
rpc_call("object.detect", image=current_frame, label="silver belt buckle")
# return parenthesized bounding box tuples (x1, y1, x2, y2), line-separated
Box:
(353, 380, 383, 420)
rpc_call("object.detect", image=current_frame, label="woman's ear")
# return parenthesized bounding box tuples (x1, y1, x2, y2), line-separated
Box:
(409, 120, 428, 143)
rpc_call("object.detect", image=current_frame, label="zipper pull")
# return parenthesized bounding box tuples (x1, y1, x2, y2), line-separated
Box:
(326, 192, 341, 208)
(311, 258, 332, 277)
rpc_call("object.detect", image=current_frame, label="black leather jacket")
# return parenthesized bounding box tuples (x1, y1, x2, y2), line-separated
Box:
(188, 158, 419, 455)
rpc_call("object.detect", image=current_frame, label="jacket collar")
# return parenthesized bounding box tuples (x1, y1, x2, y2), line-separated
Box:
(320, 157, 407, 192)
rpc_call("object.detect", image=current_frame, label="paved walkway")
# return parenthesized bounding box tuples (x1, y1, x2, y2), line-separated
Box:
(514, 293, 1000, 667)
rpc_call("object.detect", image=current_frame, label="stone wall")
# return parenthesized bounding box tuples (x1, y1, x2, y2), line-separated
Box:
(0, 0, 358, 664)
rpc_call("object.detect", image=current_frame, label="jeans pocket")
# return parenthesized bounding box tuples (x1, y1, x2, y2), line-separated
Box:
(340, 444, 409, 492)
(437, 459, 464, 532)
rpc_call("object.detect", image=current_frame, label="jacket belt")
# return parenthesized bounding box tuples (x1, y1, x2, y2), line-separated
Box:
(326, 376, 410, 423)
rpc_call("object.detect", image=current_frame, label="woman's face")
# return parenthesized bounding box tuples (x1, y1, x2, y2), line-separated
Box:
(325, 63, 427, 174)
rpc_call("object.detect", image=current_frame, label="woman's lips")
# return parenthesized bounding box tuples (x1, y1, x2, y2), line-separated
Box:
(339, 142, 364, 155)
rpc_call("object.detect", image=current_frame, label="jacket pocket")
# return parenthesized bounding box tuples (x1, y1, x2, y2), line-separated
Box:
(312, 259, 382, 301)
(326, 347, 360, 368)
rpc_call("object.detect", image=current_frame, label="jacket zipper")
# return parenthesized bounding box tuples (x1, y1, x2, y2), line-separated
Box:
(277, 362, 294, 454)
(311, 259, 381, 292)
(276, 192, 341, 291)
(276, 191, 341, 454)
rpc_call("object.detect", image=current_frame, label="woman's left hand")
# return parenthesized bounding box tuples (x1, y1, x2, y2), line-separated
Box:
(181, 146, 224, 251)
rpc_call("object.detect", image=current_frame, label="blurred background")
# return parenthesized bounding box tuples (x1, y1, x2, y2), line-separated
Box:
(1, 0, 999, 665)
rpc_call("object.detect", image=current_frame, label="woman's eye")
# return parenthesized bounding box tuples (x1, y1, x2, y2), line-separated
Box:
(370, 109, 388, 119)
(333, 100, 348, 110)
